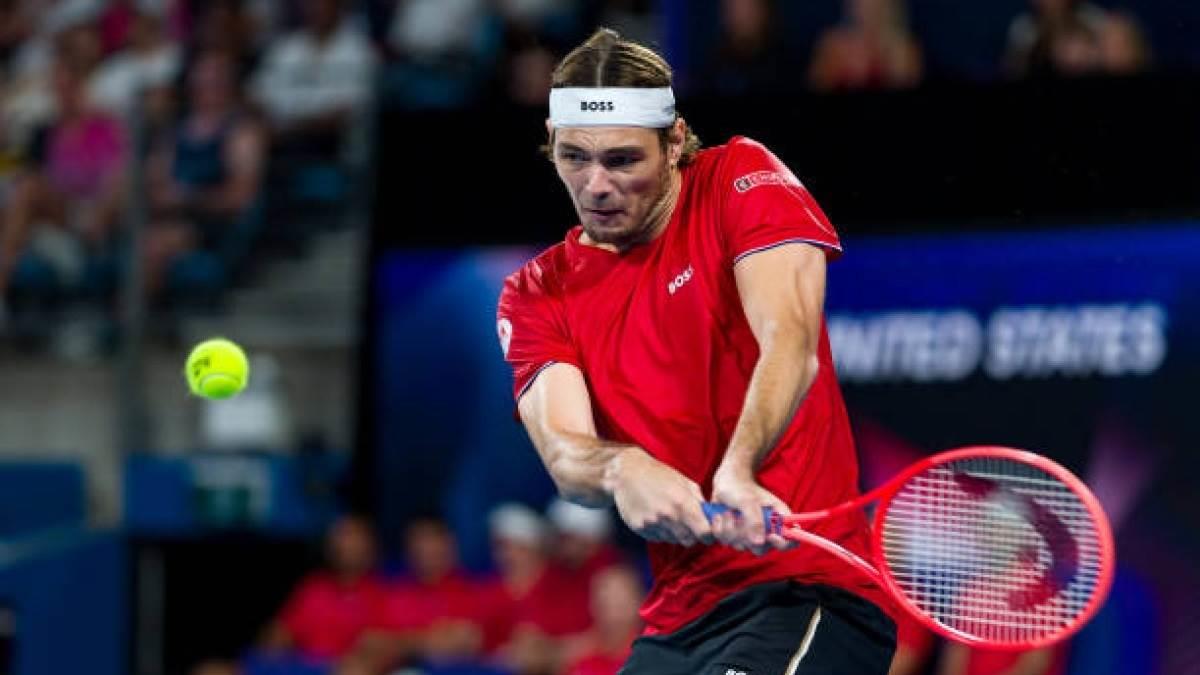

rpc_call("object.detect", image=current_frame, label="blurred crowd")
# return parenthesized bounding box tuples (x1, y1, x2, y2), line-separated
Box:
(195, 504, 1074, 675)
(194, 501, 641, 675)
(0, 0, 1173, 348)
(0, 0, 376, 348)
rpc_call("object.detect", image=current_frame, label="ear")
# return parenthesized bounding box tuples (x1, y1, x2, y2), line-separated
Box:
(669, 118, 687, 165)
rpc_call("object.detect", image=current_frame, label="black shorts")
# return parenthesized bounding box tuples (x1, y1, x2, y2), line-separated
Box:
(619, 582, 897, 675)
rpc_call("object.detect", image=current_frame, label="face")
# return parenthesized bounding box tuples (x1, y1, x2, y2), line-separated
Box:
(189, 53, 235, 112)
(723, 0, 769, 40)
(305, 0, 342, 33)
(492, 536, 545, 576)
(551, 123, 682, 249)
(326, 516, 376, 577)
(590, 566, 644, 628)
(51, 62, 87, 116)
(405, 520, 457, 581)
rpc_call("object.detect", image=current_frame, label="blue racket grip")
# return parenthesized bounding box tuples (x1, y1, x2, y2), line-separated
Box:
(701, 503, 781, 535)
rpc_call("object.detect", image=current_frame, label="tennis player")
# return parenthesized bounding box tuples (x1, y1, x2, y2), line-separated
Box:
(497, 29, 897, 674)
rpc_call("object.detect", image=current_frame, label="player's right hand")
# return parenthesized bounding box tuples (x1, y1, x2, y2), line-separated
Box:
(607, 448, 715, 546)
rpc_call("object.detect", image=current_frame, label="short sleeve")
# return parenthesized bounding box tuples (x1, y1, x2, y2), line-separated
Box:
(720, 137, 842, 264)
(497, 260, 580, 402)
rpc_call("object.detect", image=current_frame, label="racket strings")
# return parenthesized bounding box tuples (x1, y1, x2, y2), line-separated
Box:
(880, 457, 1104, 646)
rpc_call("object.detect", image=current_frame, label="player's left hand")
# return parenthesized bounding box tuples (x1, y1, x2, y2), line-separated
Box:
(710, 466, 796, 555)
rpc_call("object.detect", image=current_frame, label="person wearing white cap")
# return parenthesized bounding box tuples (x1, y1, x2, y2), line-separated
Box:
(546, 497, 622, 580)
(486, 502, 592, 674)
(497, 27, 896, 675)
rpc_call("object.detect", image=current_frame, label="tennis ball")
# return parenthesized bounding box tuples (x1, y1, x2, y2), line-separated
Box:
(185, 338, 249, 399)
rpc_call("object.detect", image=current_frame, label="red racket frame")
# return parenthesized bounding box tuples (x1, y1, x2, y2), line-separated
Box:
(766, 446, 1116, 650)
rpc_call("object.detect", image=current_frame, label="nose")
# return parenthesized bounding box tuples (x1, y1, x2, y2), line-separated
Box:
(583, 165, 615, 201)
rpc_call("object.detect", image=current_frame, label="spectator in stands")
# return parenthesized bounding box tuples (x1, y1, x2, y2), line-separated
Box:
(144, 48, 265, 298)
(1097, 11, 1150, 75)
(0, 0, 33, 68)
(89, 0, 181, 116)
(0, 52, 123, 317)
(808, 0, 923, 91)
(3, 2, 105, 149)
(938, 643, 1069, 675)
(488, 502, 590, 675)
(546, 498, 621, 582)
(254, 515, 386, 670)
(250, 0, 375, 162)
(382, 0, 496, 109)
(559, 565, 644, 675)
(692, 0, 796, 97)
(1003, 0, 1148, 78)
(493, 22, 558, 106)
(190, 0, 262, 77)
(344, 514, 486, 672)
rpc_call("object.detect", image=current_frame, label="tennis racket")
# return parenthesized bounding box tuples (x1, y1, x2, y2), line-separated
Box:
(703, 446, 1115, 650)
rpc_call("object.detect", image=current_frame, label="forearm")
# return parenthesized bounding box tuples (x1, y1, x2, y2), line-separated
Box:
(720, 331, 819, 476)
(541, 430, 640, 507)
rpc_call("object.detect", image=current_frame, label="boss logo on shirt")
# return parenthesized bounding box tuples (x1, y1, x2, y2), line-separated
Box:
(668, 266, 694, 295)
(580, 101, 616, 112)
(733, 170, 801, 193)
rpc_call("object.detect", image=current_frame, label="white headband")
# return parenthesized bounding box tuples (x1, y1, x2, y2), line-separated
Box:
(549, 87, 676, 128)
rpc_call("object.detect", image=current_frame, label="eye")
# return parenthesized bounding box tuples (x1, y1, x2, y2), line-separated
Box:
(603, 155, 638, 169)
(558, 151, 587, 163)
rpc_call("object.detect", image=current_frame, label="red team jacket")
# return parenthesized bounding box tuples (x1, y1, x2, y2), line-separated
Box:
(497, 136, 892, 635)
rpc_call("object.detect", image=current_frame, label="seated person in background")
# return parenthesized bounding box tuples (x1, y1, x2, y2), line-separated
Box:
(809, 0, 923, 91)
(343, 514, 486, 672)
(0, 53, 124, 309)
(250, 515, 386, 673)
(145, 47, 264, 296)
(938, 643, 1068, 675)
(1003, 0, 1148, 78)
(487, 502, 592, 675)
(89, 0, 181, 117)
(546, 498, 622, 579)
(559, 565, 645, 675)
(250, 0, 375, 162)
(544, 498, 623, 632)
(693, 0, 797, 97)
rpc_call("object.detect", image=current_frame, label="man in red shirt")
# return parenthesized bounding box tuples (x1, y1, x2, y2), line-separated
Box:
(497, 28, 896, 674)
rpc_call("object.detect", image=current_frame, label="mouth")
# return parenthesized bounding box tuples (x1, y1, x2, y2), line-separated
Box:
(585, 208, 624, 223)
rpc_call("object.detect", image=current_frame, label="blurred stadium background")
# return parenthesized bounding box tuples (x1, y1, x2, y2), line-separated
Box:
(0, 0, 1196, 674)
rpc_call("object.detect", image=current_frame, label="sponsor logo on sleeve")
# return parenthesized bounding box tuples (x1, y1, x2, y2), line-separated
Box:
(733, 170, 801, 193)
(497, 318, 513, 356)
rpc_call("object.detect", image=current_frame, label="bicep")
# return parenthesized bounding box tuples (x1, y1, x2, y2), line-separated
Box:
(733, 242, 827, 351)
(517, 362, 598, 454)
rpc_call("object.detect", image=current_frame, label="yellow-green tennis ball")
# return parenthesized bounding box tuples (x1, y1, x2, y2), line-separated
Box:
(185, 338, 249, 399)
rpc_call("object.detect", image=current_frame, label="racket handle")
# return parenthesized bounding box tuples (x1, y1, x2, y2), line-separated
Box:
(701, 503, 782, 535)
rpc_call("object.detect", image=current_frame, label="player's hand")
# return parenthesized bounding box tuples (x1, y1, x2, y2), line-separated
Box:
(609, 448, 715, 546)
(710, 466, 795, 555)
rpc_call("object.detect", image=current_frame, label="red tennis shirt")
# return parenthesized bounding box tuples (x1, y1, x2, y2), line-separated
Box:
(497, 136, 891, 635)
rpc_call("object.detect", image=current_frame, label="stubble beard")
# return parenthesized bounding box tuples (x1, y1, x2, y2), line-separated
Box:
(580, 162, 679, 251)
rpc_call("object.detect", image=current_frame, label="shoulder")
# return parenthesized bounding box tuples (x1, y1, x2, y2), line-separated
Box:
(702, 136, 780, 169)
(500, 240, 570, 306)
